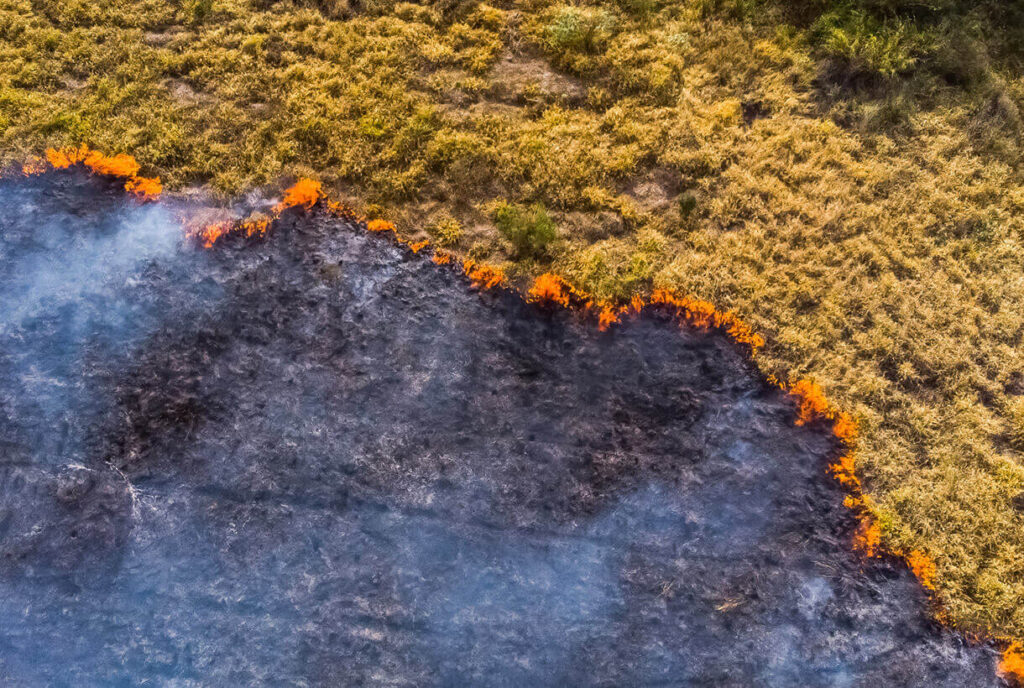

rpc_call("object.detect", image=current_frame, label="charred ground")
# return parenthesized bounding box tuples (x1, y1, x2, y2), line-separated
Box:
(0, 171, 1006, 685)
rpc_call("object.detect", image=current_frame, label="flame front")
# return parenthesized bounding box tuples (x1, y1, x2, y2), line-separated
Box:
(462, 260, 505, 289)
(527, 273, 573, 307)
(275, 178, 322, 211)
(27, 145, 162, 201)
(1001, 644, 1024, 683)
(367, 219, 396, 233)
(22, 150, 1015, 681)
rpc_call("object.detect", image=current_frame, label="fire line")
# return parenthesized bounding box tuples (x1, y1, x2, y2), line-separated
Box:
(13, 146, 1021, 686)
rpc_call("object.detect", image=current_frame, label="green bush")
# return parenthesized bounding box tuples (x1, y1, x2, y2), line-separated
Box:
(427, 215, 463, 247)
(678, 193, 697, 219)
(180, 0, 214, 25)
(545, 5, 616, 54)
(813, 10, 927, 77)
(493, 201, 558, 259)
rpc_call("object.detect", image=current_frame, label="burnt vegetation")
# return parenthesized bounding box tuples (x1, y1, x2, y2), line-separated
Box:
(3, 0, 1024, 661)
(0, 170, 1008, 685)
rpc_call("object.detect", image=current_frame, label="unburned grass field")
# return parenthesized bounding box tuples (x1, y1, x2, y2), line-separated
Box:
(3, 0, 1024, 652)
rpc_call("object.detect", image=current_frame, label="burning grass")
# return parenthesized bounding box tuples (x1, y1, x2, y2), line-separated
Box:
(3, 165, 1009, 684)
(10, 156, 1024, 682)
(21, 145, 162, 201)
(4, 0, 1024, 674)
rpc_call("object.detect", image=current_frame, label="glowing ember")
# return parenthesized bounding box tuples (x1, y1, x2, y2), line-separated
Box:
(21, 156, 46, 175)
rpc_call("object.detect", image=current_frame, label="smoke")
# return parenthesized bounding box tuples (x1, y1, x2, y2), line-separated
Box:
(0, 172, 219, 592)
(0, 173, 188, 466)
(0, 171, 1006, 687)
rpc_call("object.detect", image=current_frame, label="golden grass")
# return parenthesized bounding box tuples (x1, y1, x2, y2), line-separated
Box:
(4, 0, 1024, 647)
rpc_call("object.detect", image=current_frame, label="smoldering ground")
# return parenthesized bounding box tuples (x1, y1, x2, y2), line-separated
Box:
(0, 170, 1008, 686)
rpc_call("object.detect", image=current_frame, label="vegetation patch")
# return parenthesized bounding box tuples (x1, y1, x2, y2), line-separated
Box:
(493, 199, 557, 259)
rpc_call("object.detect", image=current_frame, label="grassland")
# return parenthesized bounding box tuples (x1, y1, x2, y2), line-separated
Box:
(4, 0, 1024, 644)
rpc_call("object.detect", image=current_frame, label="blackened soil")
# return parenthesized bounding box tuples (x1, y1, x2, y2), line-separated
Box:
(0, 171, 1005, 686)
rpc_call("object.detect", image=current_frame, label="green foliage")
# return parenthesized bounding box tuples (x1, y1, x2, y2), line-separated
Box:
(678, 193, 697, 219)
(813, 10, 925, 77)
(493, 200, 557, 259)
(180, 0, 215, 25)
(555, 227, 667, 299)
(544, 5, 616, 55)
(427, 214, 463, 247)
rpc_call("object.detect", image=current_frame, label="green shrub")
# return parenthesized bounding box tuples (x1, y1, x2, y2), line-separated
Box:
(545, 5, 616, 54)
(678, 193, 697, 219)
(493, 200, 558, 259)
(180, 0, 214, 25)
(427, 215, 463, 247)
(813, 10, 926, 77)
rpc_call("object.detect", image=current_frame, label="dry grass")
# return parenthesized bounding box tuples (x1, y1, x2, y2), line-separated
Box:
(4, 0, 1024, 642)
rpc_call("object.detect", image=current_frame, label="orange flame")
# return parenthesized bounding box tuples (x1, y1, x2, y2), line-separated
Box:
(462, 260, 505, 289)
(367, 219, 396, 233)
(648, 289, 766, 352)
(190, 220, 232, 249)
(186, 178, 334, 248)
(124, 176, 163, 199)
(26, 145, 162, 201)
(80, 153, 140, 178)
(20, 152, 959, 647)
(598, 305, 622, 331)
(790, 379, 832, 427)
(522, 277, 767, 356)
(906, 550, 937, 591)
(850, 511, 882, 557)
(784, 375, 945, 601)
(528, 273, 573, 307)
(1000, 644, 1024, 684)
(275, 178, 322, 211)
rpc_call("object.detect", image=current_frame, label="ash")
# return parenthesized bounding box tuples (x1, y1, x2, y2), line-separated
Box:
(0, 171, 1004, 686)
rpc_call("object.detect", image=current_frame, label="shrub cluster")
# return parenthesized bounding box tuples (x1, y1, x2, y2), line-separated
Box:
(492, 200, 557, 259)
